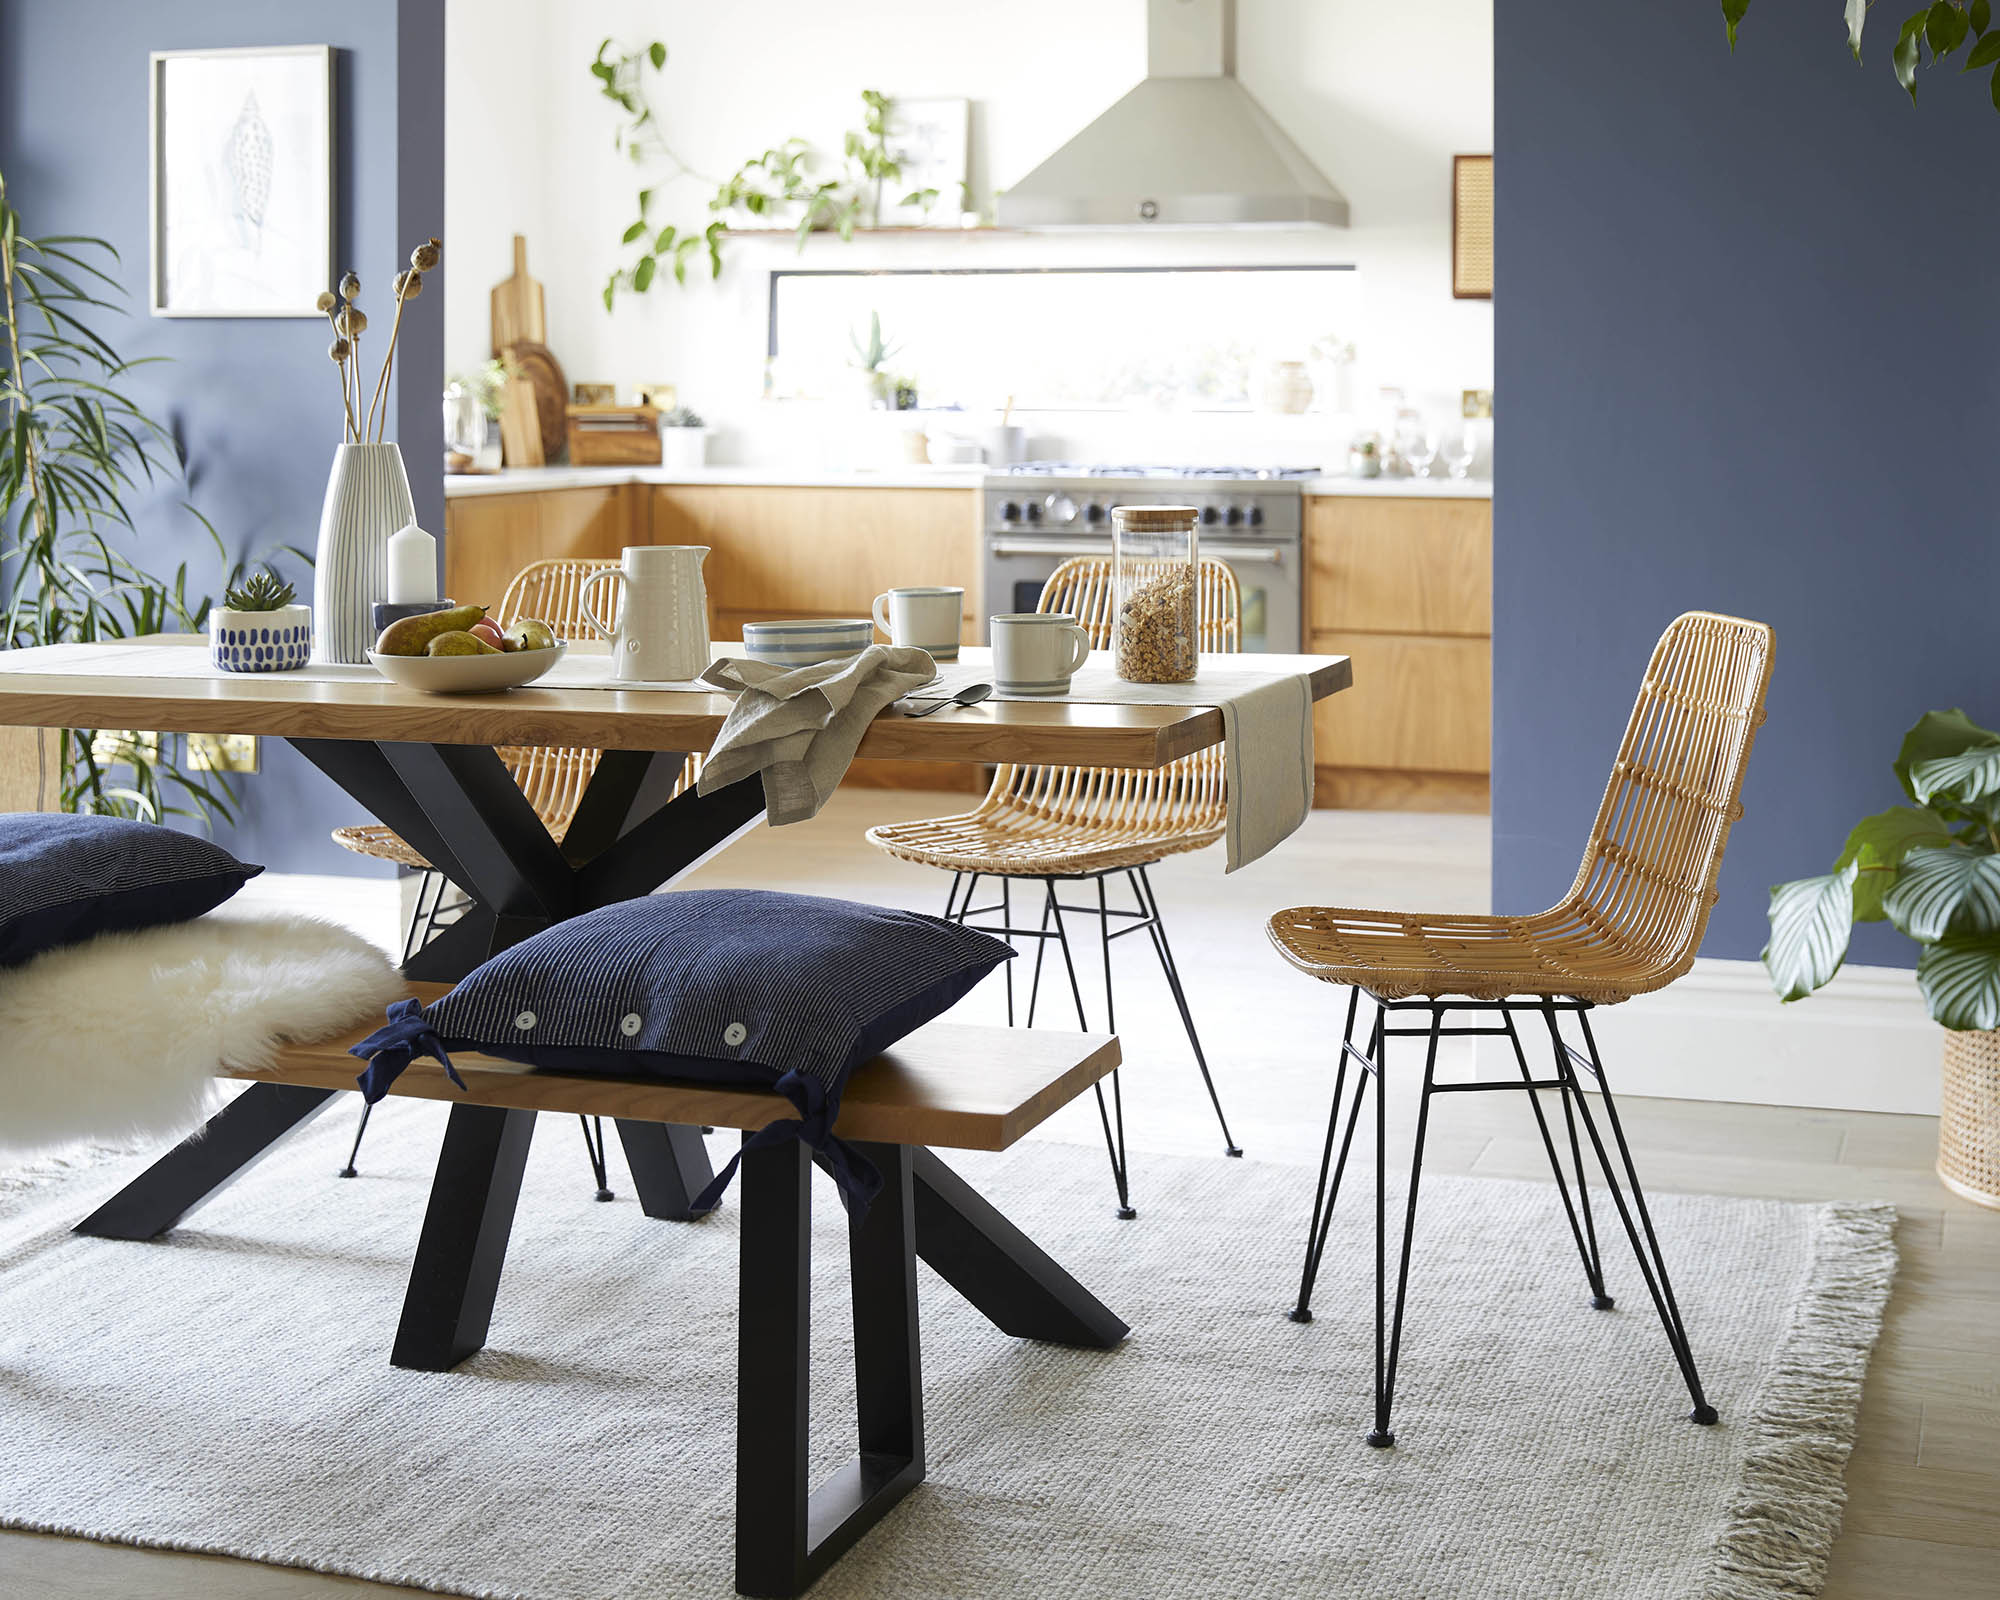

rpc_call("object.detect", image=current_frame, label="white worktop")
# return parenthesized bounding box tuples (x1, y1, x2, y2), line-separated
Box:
(443, 465, 1492, 500)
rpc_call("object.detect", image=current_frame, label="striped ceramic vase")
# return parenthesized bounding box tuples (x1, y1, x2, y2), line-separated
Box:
(312, 442, 416, 663)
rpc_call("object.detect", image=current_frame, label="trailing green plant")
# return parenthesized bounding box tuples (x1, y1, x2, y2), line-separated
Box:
(1722, 0, 2000, 111)
(221, 570, 296, 612)
(1764, 709, 2000, 1030)
(593, 40, 935, 308)
(0, 169, 258, 826)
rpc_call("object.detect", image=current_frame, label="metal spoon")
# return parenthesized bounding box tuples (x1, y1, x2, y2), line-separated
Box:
(902, 682, 993, 717)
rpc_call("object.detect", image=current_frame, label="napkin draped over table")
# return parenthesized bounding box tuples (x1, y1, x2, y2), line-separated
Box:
(695, 646, 937, 825)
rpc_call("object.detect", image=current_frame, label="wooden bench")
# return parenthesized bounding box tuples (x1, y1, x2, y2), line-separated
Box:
(83, 987, 1129, 1600)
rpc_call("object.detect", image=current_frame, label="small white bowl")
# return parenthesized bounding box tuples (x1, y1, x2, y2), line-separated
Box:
(367, 642, 566, 694)
(741, 618, 873, 667)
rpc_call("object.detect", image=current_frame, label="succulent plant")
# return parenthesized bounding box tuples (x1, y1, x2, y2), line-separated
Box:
(222, 570, 297, 612)
(661, 405, 704, 428)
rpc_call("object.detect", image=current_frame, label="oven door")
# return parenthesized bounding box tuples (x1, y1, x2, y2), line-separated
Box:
(984, 537, 1300, 653)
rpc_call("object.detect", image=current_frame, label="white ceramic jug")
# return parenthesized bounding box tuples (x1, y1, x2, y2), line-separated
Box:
(580, 545, 711, 682)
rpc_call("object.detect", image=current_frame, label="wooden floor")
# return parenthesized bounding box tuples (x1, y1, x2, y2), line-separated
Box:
(3, 793, 1995, 1599)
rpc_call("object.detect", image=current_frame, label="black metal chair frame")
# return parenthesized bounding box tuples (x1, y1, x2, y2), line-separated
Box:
(940, 862, 1240, 1222)
(1288, 985, 1718, 1448)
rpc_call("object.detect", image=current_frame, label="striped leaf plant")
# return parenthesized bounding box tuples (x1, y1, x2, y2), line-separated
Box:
(1764, 710, 2000, 1031)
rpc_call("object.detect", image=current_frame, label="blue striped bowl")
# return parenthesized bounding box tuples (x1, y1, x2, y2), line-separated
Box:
(741, 617, 873, 667)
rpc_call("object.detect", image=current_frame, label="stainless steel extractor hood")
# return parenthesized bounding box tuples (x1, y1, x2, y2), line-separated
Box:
(996, 0, 1348, 229)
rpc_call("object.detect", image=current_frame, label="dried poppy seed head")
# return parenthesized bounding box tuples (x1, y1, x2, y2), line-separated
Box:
(339, 271, 360, 299)
(329, 337, 351, 362)
(411, 238, 441, 272)
(315, 290, 337, 314)
(397, 270, 424, 300)
(337, 307, 368, 336)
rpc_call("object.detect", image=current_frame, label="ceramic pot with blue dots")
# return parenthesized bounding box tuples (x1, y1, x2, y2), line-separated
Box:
(209, 604, 313, 673)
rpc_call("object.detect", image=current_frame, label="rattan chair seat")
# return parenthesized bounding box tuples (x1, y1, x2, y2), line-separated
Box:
(329, 822, 432, 871)
(1267, 611, 1774, 1007)
(867, 556, 1239, 880)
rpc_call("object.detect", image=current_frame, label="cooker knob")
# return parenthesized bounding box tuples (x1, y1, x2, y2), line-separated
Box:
(1084, 502, 1106, 524)
(1224, 505, 1245, 526)
(1024, 501, 1043, 522)
(1000, 501, 1021, 523)
(1199, 505, 1219, 525)
(1046, 493, 1078, 526)
(1247, 504, 1265, 526)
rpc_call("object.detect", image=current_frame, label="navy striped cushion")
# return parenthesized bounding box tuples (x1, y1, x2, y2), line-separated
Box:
(0, 813, 262, 968)
(351, 891, 1013, 1211)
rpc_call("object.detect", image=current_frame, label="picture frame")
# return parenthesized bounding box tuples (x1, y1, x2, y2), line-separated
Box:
(1452, 154, 1493, 301)
(573, 382, 617, 406)
(149, 45, 335, 318)
(882, 97, 969, 226)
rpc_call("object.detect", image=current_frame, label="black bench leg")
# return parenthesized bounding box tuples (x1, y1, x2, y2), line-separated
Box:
(391, 1104, 537, 1372)
(911, 1148, 1128, 1350)
(735, 1139, 925, 1599)
(614, 1120, 718, 1220)
(74, 1083, 339, 1241)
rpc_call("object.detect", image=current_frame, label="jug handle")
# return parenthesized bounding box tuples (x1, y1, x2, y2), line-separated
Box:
(579, 568, 624, 641)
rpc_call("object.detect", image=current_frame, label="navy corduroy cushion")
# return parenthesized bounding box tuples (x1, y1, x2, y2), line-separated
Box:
(0, 813, 262, 968)
(351, 890, 1014, 1211)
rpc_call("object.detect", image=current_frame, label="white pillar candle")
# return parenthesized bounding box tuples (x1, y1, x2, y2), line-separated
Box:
(385, 522, 438, 605)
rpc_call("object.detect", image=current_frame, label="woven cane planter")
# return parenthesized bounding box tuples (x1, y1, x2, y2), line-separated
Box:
(1939, 1028, 2000, 1210)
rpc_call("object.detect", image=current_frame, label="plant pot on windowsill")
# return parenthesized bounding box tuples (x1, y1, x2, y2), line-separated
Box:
(210, 572, 311, 672)
(1764, 708, 2000, 1208)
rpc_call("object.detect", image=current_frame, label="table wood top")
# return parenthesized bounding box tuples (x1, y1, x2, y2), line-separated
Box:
(229, 983, 1121, 1152)
(0, 639, 1350, 770)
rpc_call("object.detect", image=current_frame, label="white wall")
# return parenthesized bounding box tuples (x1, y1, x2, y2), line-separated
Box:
(444, 0, 1493, 464)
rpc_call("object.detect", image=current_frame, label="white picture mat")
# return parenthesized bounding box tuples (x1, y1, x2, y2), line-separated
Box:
(150, 45, 334, 317)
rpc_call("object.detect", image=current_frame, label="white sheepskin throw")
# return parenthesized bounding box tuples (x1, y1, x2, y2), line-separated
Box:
(0, 913, 403, 1158)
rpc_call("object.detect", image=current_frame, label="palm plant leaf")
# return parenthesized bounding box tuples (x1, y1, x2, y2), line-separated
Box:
(1916, 933, 2000, 1032)
(1881, 846, 2000, 942)
(1763, 860, 1857, 1001)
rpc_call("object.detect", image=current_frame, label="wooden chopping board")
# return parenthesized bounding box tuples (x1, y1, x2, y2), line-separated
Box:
(490, 235, 545, 356)
(506, 341, 569, 463)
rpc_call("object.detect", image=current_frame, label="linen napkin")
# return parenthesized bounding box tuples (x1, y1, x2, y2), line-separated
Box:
(695, 646, 937, 824)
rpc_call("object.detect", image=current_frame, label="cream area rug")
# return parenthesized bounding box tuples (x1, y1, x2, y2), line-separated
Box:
(0, 1105, 1893, 1600)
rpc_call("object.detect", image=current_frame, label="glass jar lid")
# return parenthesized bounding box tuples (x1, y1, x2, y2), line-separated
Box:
(1110, 504, 1199, 528)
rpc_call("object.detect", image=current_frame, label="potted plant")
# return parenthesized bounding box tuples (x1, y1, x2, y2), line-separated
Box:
(210, 571, 311, 674)
(850, 311, 899, 408)
(1764, 709, 2000, 1207)
(659, 405, 708, 470)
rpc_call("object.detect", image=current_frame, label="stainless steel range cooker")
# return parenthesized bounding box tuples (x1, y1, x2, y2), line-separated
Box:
(981, 464, 1311, 652)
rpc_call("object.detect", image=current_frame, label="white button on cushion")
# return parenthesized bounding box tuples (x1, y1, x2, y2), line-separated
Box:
(723, 1021, 748, 1047)
(514, 1010, 536, 1031)
(620, 1013, 643, 1037)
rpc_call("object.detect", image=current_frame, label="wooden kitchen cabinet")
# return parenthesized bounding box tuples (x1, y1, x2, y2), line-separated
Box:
(649, 485, 976, 640)
(443, 484, 643, 605)
(1305, 495, 1492, 813)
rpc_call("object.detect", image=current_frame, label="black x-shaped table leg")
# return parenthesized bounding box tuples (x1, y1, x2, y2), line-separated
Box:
(73, 738, 1128, 1374)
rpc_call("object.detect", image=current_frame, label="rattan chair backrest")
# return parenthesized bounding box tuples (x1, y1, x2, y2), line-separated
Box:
(1557, 610, 1775, 979)
(492, 559, 620, 835)
(972, 557, 1240, 837)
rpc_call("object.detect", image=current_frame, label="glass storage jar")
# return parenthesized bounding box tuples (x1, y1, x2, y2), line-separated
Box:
(1112, 504, 1199, 683)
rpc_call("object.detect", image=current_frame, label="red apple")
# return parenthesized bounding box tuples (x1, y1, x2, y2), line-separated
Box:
(468, 619, 507, 651)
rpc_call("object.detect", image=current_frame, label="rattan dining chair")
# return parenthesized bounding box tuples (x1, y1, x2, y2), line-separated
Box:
(330, 558, 699, 1194)
(867, 556, 1244, 1221)
(1268, 611, 1774, 1447)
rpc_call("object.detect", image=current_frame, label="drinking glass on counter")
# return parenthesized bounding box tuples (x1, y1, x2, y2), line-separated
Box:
(1437, 427, 1476, 480)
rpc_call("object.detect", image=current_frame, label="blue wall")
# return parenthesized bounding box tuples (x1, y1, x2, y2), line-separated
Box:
(1493, 3, 2000, 966)
(0, 0, 445, 875)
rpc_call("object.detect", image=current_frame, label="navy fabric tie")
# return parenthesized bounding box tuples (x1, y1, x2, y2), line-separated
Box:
(691, 1069, 883, 1218)
(349, 997, 462, 1101)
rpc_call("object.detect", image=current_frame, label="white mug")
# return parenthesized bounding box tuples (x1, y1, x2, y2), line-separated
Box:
(872, 586, 965, 660)
(580, 545, 711, 682)
(990, 612, 1092, 696)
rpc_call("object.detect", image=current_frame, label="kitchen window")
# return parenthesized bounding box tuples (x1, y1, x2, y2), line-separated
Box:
(766, 265, 1358, 413)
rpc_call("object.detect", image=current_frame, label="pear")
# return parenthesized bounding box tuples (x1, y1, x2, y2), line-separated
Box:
(426, 630, 501, 657)
(375, 603, 486, 657)
(505, 618, 557, 653)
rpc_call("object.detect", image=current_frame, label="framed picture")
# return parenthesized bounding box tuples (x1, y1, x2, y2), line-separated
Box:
(1452, 154, 1493, 300)
(573, 382, 617, 406)
(882, 98, 969, 226)
(150, 45, 334, 317)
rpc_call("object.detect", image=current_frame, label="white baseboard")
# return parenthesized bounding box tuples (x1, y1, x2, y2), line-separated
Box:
(1477, 959, 1941, 1116)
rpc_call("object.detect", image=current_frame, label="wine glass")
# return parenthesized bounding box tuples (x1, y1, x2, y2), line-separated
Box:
(1396, 413, 1439, 478)
(1437, 427, 1476, 480)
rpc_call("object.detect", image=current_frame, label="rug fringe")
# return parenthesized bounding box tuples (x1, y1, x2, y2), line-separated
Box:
(1700, 1201, 1899, 1600)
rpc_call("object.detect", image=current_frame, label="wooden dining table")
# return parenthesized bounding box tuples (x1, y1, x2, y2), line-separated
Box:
(0, 637, 1351, 1372)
